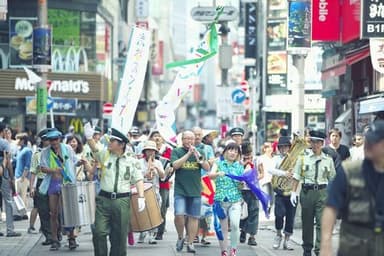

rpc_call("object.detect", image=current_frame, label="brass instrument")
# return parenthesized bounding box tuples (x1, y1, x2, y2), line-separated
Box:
(271, 137, 308, 196)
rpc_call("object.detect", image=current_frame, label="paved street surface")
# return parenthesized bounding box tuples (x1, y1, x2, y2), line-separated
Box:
(0, 208, 339, 256)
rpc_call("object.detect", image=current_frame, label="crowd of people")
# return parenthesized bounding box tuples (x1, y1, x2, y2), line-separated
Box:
(0, 115, 382, 256)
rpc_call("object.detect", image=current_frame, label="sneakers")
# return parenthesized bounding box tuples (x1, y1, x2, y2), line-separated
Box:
(155, 232, 163, 240)
(187, 243, 196, 253)
(68, 238, 77, 250)
(221, 251, 229, 256)
(273, 235, 282, 249)
(230, 248, 237, 256)
(248, 237, 257, 246)
(28, 227, 39, 234)
(49, 241, 60, 251)
(239, 230, 246, 243)
(6, 231, 21, 237)
(176, 238, 185, 252)
(283, 237, 294, 250)
(148, 237, 157, 245)
(42, 239, 52, 246)
(201, 238, 211, 245)
(138, 232, 146, 243)
(193, 236, 199, 243)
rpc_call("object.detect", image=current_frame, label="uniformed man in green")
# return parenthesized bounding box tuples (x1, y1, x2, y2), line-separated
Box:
(290, 130, 336, 256)
(84, 123, 145, 256)
(29, 128, 53, 245)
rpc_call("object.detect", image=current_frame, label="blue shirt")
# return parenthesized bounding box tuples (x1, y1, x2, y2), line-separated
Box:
(214, 159, 244, 203)
(15, 145, 32, 179)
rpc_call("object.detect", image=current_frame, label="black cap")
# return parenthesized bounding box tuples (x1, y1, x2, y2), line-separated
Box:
(278, 136, 291, 146)
(229, 127, 244, 136)
(365, 120, 384, 144)
(94, 126, 102, 134)
(309, 130, 326, 141)
(110, 128, 129, 143)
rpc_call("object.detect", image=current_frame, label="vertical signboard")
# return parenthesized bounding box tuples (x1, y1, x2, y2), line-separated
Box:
(9, 17, 37, 67)
(341, 0, 360, 43)
(267, 19, 287, 51)
(361, 0, 384, 38)
(287, 1, 311, 50)
(311, 0, 340, 41)
(268, 0, 288, 18)
(267, 52, 288, 94)
(33, 26, 52, 69)
(244, 2, 257, 58)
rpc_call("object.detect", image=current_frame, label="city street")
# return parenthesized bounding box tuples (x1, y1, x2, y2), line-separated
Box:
(0, 208, 339, 256)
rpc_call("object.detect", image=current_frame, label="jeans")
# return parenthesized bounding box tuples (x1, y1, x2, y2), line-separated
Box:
(1, 175, 15, 233)
(240, 190, 259, 235)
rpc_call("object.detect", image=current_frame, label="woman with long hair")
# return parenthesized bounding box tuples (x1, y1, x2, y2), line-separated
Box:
(257, 142, 275, 213)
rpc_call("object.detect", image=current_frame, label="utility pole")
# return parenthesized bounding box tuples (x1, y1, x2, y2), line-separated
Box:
(36, 0, 48, 132)
(291, 54, 306, 135)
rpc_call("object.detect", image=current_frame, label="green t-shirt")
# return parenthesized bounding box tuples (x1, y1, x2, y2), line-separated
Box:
(171, 147, 203, 197)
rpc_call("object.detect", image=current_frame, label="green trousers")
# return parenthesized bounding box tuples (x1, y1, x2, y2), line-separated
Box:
(92, 196, 131, 256)
(300, 188, 327, 256)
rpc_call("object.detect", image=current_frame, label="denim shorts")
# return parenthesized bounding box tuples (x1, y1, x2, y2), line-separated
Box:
(174, 195, 201, 218)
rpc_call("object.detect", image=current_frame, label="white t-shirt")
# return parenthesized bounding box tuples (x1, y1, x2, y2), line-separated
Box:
(257, 154, 275, 186)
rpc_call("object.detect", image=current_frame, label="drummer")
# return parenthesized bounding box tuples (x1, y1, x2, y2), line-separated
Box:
(84, 123, 145, 256)
(137, 140, 165, 244)
(39, 129, 79, 251)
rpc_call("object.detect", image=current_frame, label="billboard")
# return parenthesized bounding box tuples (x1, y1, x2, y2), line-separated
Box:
(287, 1, 311, 50)
(267, 19, 287, 51)
(361, 0, 384, 38)
(311, 0, 340, 41)
(9, 17, 36, 67)
(244, 2, 257, 58)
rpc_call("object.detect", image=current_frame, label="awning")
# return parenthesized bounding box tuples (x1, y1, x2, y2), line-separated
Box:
(321, 61, 347, 81)
(335, 109, 352, 123)
(359, 96, 384, 114)
(345, 48, 370, 65)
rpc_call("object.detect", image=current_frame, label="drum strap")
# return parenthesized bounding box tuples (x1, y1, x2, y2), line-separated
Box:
(114, 157, 120, 193)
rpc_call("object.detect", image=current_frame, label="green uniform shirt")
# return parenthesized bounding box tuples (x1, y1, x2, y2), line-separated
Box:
(171, 147, 204, 197)
(293, 151, 336, 185)
(94, 149, 143, 193)
(30, 150, 46, 179)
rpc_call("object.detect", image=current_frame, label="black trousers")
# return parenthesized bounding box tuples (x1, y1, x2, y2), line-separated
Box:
(274, 194, 296, 235)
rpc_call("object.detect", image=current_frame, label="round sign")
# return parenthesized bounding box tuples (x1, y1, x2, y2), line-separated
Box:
(231, 89, 246, 104)
(103, 102, 113, 114)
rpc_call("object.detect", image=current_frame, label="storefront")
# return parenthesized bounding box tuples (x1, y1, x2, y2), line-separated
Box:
(0, 70, 108, 134)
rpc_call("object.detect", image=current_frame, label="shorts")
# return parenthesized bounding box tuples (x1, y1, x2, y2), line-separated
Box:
(48, 178, 62, 196)
(174, 194, 201, 218)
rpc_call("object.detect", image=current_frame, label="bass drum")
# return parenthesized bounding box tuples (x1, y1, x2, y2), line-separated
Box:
(130, 183, 163, 232)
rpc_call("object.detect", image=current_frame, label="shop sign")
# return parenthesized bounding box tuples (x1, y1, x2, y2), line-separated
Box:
(26, 96, 77, 115)
(190, 6, 238, 22)
(268, 0, 288, 19)
(361, 0, 384, 38)
(267, 19, 287, 51)
(311, 0, 340, 41)
(341, 0, 360, 43)
(244, 2, 257, 58)
(33, 26, 51, 69)
(287, 1, 311, 50)
(9, 17, 37, 67)
(15, 77, 90, 94)
(135, 0, 149, 19)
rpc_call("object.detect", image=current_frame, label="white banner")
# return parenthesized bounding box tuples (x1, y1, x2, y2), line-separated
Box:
(370, 38, 384, 74)
(112, 26, 150, 134)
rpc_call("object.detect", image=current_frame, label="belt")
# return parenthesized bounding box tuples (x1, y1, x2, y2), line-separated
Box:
(302, 184, 327, 190)
(99, 190, 130, 200)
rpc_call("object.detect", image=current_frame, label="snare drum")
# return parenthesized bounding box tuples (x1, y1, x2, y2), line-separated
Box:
(130, 183, 163, 232)
(61, 181, 96, 227)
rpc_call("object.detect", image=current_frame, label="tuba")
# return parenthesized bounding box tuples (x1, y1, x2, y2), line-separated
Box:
(271, 137, 308, 196)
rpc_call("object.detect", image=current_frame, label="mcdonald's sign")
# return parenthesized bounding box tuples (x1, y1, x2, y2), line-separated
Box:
(69, 118, 83, 134)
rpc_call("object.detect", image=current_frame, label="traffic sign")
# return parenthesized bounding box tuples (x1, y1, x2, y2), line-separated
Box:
(231, 88, 246, 104)
(103, 102, 113, 114)
(191, 6, 238, 22)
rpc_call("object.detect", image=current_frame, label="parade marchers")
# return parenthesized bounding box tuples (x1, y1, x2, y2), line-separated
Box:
(0, 121, 381, 256)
